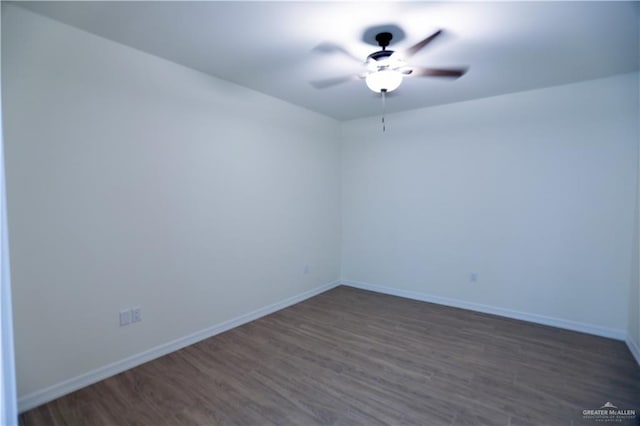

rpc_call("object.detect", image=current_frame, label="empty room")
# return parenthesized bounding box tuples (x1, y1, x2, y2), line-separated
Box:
(1, 1, 639, 425)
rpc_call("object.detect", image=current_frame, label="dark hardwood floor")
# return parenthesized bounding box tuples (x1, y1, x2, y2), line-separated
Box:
(20, 286, 640, 425)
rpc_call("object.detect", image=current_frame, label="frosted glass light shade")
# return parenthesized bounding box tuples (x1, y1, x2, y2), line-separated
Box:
(365, 70, 403, 93)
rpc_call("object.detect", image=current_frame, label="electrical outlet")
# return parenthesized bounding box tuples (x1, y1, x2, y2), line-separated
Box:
(470, 273, 478, 283)
(131, 307, 142, 323)
(119, 309, 131, 326)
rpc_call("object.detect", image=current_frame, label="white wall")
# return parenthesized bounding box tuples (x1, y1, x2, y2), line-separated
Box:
(342, 73, 639, 335)
(630, 186, 639, 358)
(0, 8, 19, 423)
(629, 66, 640, 358)
(2, 5, 341, 401)
(629, 12, 640, 360)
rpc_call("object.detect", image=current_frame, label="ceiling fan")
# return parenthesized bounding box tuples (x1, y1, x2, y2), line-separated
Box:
(311, 30, 468, 94)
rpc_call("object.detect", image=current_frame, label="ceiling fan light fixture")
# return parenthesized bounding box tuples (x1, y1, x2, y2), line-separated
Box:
(365, 70, 403, 93)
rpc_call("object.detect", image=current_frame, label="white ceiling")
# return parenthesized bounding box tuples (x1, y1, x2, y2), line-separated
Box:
(14, 1, 639, 121)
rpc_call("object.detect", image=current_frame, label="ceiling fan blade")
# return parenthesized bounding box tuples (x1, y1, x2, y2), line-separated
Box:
(309, 74, 360, 89)
(312, 42, 363, 64)
(408, 67, 468, 78)
(398, 30, 443, 59)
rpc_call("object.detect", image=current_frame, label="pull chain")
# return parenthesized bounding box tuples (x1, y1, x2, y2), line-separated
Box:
(381, 89, 387, 132)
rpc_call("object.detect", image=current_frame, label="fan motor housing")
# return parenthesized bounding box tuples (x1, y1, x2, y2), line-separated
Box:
(367, 50, 394, 62)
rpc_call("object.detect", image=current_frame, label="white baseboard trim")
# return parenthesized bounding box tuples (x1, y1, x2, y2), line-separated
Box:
(18, 280, 341, 413)
(626, 336, 640, 366)
(341, 280, 626, 341)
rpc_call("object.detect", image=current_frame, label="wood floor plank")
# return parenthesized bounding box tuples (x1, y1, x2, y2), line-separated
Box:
(19, 286, 640, 425)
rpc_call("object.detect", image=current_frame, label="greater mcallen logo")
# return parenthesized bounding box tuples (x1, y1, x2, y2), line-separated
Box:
(582, 402, 637, 423)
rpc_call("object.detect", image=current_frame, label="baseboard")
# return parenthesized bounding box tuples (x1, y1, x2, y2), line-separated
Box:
(18, 280, 341, 413)
(341, 280, 626, 341)
(626, 336, 640, 366)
